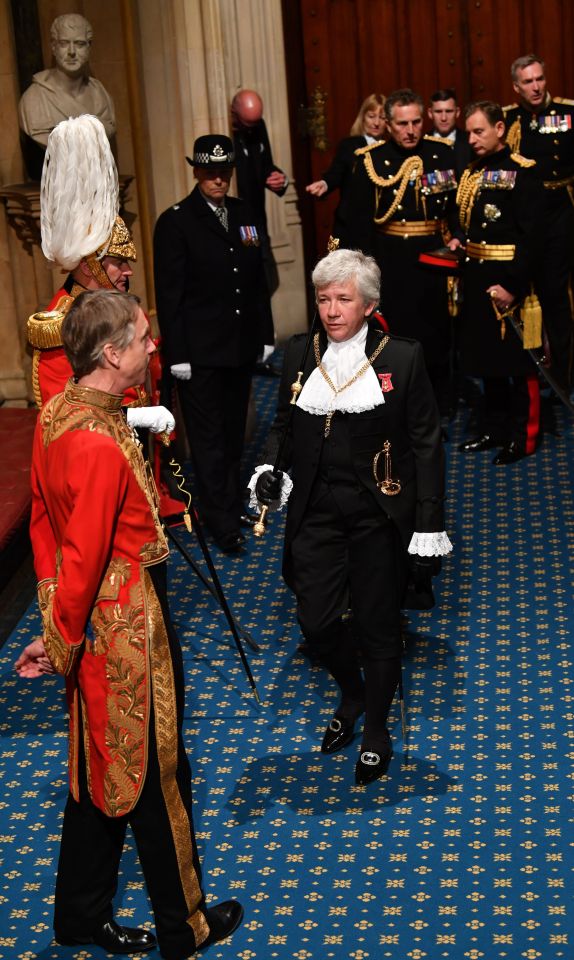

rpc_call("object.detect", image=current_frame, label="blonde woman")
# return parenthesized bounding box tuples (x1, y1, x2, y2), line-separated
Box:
(306, 93, 385, 237)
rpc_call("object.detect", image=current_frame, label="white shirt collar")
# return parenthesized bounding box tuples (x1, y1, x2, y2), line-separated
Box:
(298, 323, 385, 416)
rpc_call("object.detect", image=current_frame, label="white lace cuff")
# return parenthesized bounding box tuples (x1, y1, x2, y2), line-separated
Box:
(408, 531, 453, 557)
(248, 464, 293, 512)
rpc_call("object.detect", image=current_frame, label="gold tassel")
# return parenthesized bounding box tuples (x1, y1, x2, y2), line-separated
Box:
(521, 292, 543, 349)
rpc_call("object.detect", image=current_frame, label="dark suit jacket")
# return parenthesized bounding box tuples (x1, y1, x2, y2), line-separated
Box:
(233, 119, 286, 233)
(320, 135, 368, 238)
(263, 323, 445, 582)
(153, 186, 273, 368)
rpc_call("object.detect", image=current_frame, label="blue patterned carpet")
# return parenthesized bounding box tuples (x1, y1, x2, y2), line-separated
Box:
(1, 371, 574, 960)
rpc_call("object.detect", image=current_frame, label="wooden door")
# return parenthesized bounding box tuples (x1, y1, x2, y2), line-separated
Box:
(285, 0, 574, 260)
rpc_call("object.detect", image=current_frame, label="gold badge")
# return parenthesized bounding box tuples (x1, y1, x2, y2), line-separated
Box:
(483, 203, 501, 222)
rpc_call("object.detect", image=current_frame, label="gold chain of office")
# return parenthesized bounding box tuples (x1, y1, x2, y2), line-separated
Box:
(362, 154, 424, 225)
(314, 332, 390, 437)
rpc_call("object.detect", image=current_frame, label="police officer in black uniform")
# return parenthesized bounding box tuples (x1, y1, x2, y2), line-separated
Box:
(450, 101, 545, 463)
(154, 135, 273, 553)
(339, 89, 457, 409)
(504, 54, 574, 391)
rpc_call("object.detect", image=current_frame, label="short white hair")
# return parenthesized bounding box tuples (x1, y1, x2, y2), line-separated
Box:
(312, 249, 380, 305)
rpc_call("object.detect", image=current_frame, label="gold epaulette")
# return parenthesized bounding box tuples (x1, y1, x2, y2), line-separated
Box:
(502, 102, 519, 114)
(554, 97, 574, 106)
(355, 140, 385, 156)
(423, 134, 453, 147)
(506, 118, 522, 154)
(27, 294, 74, 349)
(511, 152, 536, 168)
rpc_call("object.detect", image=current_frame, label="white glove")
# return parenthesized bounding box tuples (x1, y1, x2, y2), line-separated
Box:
(126, 405, 176, 434)
(171, 363, 192, 380)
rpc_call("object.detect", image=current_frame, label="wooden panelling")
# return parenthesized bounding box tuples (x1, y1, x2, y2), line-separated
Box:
(288, 0, 574, 256)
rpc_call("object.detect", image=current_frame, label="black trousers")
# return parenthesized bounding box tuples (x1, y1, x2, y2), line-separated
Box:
(177, 363, 254, 542)
(482, 375, 540, 451)
(54, 565, 208, 960)
(290, 478, 405, 661)
(535, 201, 574, 390)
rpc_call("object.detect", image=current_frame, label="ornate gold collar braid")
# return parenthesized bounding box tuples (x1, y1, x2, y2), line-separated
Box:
(456, 165, 483, 232)
(313, 332, 390, 436)
(64, 380, 125, 412)
(362, 153, 424, 225)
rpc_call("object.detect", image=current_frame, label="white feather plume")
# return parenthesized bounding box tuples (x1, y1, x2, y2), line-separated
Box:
(40, 115, 119, 270)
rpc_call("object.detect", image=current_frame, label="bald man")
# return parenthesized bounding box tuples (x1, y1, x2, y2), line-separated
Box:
(231, 89, 288, 303)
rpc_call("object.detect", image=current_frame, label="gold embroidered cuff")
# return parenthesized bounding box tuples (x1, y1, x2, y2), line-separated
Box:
(27, 311, 65, 349)
(466, 241, 516, 261)
(377, 219, 444, 237)
(38, 578, 82, 675)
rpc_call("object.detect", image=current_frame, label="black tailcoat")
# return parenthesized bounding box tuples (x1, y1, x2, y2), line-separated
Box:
(263, 323, 446, 588)
(153, 185, 273, 369)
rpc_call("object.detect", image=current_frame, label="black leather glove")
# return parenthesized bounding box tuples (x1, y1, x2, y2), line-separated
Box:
(403, 556, 441, 611)
(255, 469, 283, 506)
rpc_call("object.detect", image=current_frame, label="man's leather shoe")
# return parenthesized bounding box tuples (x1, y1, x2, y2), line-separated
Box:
(492, 441, 529, 465)
(355, 738, 393, 785)
(254, 361, 279, 377)
(240, 511, 258, 527)
(202, 900, 244, 949)
(321, 715, 357, 754)
(217, 532, 246, 554)
(55, 919, 156, 953)
(458, 433, 497, 452)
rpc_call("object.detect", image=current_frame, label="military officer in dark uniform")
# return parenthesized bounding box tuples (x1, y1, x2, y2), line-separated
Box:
(154, 135, 273, 553)
(339, 88, 457, 408)
(504, 54, 574, 390)
(449, 101, 545, 463)
(428, 88, 472, 177)
(250, 249, 452, 785)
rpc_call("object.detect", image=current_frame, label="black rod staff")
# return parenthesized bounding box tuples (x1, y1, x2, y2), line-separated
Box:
(164, 524, 260, 653)
(254, 311, 318, 537)
(168, 458, 261, 703)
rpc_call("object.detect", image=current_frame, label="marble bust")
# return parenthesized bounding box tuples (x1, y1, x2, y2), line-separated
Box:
(18, 13, 116, 177)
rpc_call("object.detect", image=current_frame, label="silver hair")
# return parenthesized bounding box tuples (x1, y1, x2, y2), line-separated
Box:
(312, 249, 380, 305)
(51, 13, 93, 43)
(62, 290, 140, 378)
(511, 54, 545, 82)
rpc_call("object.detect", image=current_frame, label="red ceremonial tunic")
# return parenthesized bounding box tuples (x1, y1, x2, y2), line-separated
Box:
(30, 381, 170, 816)
(30, 283, 147, 409)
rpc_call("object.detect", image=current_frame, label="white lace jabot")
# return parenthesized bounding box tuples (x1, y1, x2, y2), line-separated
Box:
(297, 323, 384, 416)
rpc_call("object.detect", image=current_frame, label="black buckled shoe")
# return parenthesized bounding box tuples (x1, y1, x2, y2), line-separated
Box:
(240, 512, 259, 527)
(458, 433, 497, 452)
(55, 919, 156, 953)
(321, 715, 357, 754)
(492, 441, 529, 465)
(355, 736, 393, 785)
(202, 900, 244, 949)
(217, 532, 246, 554)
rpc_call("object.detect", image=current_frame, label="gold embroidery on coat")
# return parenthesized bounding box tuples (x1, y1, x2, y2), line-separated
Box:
(37, 578, 81, 675)
(145, 571, 209, 946)
(41, 388, 168, 562)
(98, 582, 149, 817)
(96, 557, 132, 603)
